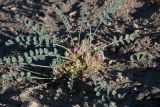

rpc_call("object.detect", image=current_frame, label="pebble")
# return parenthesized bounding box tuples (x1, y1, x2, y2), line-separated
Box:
(11, 7, 17, 11)
(28, 101, 40, 107)
(151, 87, 160, 94)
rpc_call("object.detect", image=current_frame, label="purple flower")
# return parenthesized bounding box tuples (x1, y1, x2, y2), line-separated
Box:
(74, 47, 82, 55)
(96, 51, 105, 61)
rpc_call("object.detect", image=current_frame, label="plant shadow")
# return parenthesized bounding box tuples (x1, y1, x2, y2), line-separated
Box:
(131, 1, 160, 19)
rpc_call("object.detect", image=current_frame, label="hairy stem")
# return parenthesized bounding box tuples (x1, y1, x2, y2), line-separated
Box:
(54, 44, 73, 55)
(93, 22, 102, 38)
(19, 68, 48, 77)
(78, 24, 83, 46)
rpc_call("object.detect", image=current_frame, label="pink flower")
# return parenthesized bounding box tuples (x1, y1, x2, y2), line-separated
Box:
(74, 47, 82, 55)
(96, 51, 105, 61)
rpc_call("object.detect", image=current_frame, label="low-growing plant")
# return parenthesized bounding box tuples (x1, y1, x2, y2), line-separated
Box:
(0, 0, 144, 105)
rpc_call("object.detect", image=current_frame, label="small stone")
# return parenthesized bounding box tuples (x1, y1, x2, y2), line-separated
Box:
(11, 7, 17, 11)
(136, 93, 145, 100)
(28, 101, 40, 107)
(116, 78, 120, 82)
(133, 87, 137, 91)
(84, 102, 89, 107)
(111, 90, 117, 96)
(72, 104, 80, 107)
(151, 87, 160, 94)
(69, 11, 77, 18)
(133, 23, 139, 28)
(39, 95, 43, 99)
(107, 22, 112, 26)
(109, 60, 116, 65)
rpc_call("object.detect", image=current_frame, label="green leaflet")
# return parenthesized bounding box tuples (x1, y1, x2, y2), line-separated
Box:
(99, 0, 126, 25)
(5, 35, 58, 47)
(2, 71, 31, 82)
(78, 4, 90, 26)
(56, 11, 71, 31)
(5, 39, 14, 46)
(111, 32, 140, 46)
(1, 48, 57, 67)
(130, 52, 154, 64)
(25, 19, 45, 36)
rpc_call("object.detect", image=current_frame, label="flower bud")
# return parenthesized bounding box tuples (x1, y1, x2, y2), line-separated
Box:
(96, 51, 105, 61)
(74, 47, 82, 55)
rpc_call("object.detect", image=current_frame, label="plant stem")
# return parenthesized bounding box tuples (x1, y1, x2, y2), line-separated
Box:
(93, 22, 102, 38)
(54, 44, 73, 55)
(30, 76, 55, 80)
(29, 63, 52, 68)
(20, 68, 48, 77)
(89, 23, 92, 46)
(104, 36, 131, 49)
(59, 56, 76, 62)
(78, 24, 83, 46)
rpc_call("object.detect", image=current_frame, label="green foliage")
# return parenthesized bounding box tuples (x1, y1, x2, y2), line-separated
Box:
(5, 34, 58, 47)
(99, 0, 126, 24)
(24, 19, 45, 36)
(110, 32, 140, 46)
(1, 20, 64, 83)
(55, 10, 72, 31)
(54, 88, 63, 100)
(2, 71, 31, 80)
(0, 48, 57, 67)
(1, 71, 31, 92)
(91, 75, 110, 101)
(91, 75, 126, 106)
(67, 74, 75, 90)
(78, 4, 90, 26)
(130, 52, 154, 64)
(1, 19, 68, 94)
(5, 39, 14, 46)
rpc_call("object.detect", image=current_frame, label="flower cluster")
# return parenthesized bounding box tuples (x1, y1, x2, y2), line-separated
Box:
(74, 47, 82, 56)
(74, 46, 105, 62)
(96, 50, 105, 61)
